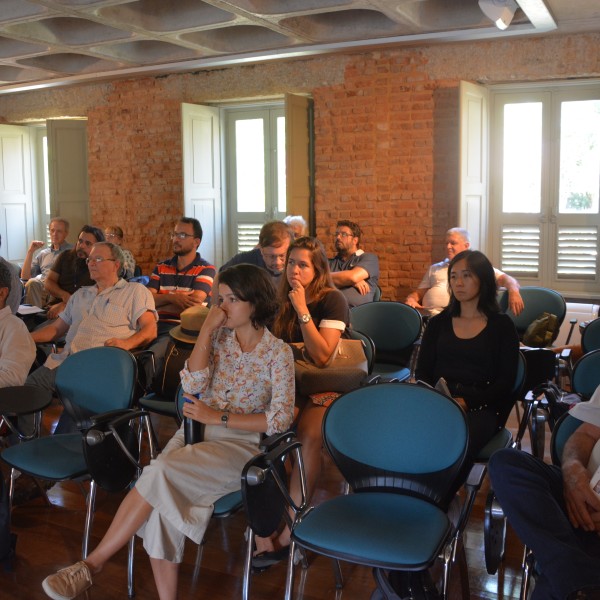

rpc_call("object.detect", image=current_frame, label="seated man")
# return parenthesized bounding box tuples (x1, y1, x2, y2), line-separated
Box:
(21, 218, 72, 308)
(148, 217, 215, 333)
(0, 234, 23, 315)
(44, 225, 105, 320)
(328, 219, 379, 307)
(218, 220, 293, 290)
(28, 242, 157, 433)
(103, 225, 136, 280)
(283, 215, 308, 240)
(0, 262, 35, 388)
(489, 389, 600, 600)
(405, 227, 524, 316)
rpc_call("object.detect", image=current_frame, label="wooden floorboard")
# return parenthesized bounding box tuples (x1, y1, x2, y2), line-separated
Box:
(0, 402, 540, 599)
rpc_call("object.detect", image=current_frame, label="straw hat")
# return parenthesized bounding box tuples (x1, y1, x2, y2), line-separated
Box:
(169, 305, 210, 343)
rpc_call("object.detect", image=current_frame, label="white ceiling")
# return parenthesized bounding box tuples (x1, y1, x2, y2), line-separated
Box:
(0, 0, 598, 95)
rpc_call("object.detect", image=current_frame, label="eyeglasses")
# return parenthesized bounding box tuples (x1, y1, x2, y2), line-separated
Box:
(77, 239, 94, 246)
(261, 251, 287, 262)
(86, 257, 116, 264)
(170, 232, 194, 240)
(104, 233, 121, 239)
(333, 231, 353, 239)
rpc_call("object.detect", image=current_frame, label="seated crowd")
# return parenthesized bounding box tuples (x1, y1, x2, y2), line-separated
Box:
(3, 214, 599, 600)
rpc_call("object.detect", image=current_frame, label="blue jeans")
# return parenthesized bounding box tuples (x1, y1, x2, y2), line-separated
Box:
(489, 448, 600, 599)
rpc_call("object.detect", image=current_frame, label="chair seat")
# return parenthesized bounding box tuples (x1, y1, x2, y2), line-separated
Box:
(374, 364, 410, 382)
(476, 428, 513, 462)
(213, 490, 243, 518)
(292, 492, 451, 570)
(138, 393, 178, 417)
(1, 434, 87, 481)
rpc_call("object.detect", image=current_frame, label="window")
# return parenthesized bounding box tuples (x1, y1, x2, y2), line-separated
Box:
(225, 105, 286, 254)
(490, 83, 600, 297)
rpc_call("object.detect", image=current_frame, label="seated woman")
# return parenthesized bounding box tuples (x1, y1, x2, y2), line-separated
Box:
(415, 249, 520, 464)
(254, 236, 349, 567)
(104, 225, 137, 279)
(41, 263, 295, 600)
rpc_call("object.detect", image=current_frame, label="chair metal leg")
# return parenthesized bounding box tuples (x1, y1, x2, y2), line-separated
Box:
(285, 540, 297, 600)
(520, 545, 533, 600)
(127, 534, 135, 598)
(82, 480, 97, 559)
(484, 489, 507, 575)
(242, 527, 253, 600)
(331, 557, 344, 589)
(530, 408, 547, 459)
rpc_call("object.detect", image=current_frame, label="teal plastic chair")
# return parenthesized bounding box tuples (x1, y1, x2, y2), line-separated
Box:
(581, 318, 600, 355)
(346, 328, 376, 375)
(1, 347, 138, 559)
(350, 302, 422, 382)
(498, 286, 566, 343)
(285, 383, 469, 600)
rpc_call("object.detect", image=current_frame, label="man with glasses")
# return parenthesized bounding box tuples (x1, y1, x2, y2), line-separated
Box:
(27, 242, 157, 434)
(218, 220, 293, 290)
(148, 217, 215, 329)
(329, 219, 380, 307)
(43, 224, 104, 320)
(21, 218, 72, 308)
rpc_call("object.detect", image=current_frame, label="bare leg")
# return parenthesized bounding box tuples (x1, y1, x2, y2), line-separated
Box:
(85, 488, 153, 574)
(277, 403, 326, 548)
(150, 558, 180, 600)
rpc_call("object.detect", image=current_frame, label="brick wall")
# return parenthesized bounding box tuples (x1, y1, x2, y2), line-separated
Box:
(0, 33, 598, 299)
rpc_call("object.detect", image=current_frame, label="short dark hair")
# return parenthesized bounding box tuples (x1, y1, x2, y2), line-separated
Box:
(79, 225, 105, 243)
(179, 217, 202, 241)
(336, 220, 362, 241)
(218, 263, 278, 329)
(259, 221, 293, 248)
(0, 262, 12, 293)
(446, 250, 499, 318)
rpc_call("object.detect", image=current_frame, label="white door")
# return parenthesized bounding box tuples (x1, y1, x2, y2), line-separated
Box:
(47, 119, 90, 237)
(0, 124, 34, 266)
(182, 103, 222, 268)
(459, 81, 489, 252)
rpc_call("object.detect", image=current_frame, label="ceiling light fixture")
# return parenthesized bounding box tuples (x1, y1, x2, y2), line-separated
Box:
(478, 0, 519, 30)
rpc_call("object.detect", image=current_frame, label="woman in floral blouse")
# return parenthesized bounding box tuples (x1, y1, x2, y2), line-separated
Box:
(41, 264, 295, 600)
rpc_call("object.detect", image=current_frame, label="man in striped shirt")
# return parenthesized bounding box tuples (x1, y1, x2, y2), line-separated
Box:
(148, 217, 215, 333)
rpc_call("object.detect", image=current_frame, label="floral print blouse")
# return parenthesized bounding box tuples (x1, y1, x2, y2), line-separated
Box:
(180, 327, 295, 436)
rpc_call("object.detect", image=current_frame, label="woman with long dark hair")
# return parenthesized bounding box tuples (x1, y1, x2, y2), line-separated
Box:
(254, 236, 349, 567)
(416, 249, 519, 460)
(41, 264, 295, 600)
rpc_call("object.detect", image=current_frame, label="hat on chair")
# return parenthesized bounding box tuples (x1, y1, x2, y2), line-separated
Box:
(169, 305, 209, 344)
(570, 384, 600, 429)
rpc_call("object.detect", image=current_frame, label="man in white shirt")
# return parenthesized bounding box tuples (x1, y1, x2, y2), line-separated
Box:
(21, 218, 72, 308)
(28, 242, 157, 433)
(490, 387, 600, 599)
(0, 262, 35, 388)
(405, 227, 524, 316)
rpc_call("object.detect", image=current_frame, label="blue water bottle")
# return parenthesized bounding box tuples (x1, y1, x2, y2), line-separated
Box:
(184, 393, 203, 445)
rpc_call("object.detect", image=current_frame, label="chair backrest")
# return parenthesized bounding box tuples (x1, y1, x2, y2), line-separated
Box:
(520, 348, 557, 393)
(582, 318, 600, 354)
(571, 349, 600, 400)
(372, 285, 382, 302)
(550, 413, 583, 466)
(55, 347, 138, 415)
(350, 302, 422, 364)
(498, 286, 566, 340)
(323, 383, 468, 507)
(347, 329, 375, 374)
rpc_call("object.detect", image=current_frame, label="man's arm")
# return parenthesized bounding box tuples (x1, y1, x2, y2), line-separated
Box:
(496, 272, 524, 316)
(331, 266, 370, 287)
(405, 287, 427, 309)
(562, 422, 600, 532)
(104, 311, 158, 351)
(44, 270, 71, 304)
(21, 241, 45, 280)
(149, 288, 207, 309)
(31, 316, 70, 344)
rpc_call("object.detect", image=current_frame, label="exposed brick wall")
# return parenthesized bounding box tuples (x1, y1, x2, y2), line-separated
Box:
(87, 79, 183, 268)
(0, 33, 598, 297)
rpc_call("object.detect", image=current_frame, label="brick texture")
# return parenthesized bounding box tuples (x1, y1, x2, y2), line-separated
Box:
(0, 33, 598, 299)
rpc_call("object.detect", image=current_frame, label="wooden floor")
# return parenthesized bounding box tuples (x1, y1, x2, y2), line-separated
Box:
(0, 402, 540, 600)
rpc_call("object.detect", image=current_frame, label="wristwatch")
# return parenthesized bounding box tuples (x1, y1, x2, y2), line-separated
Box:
(221, 412, 229, 428)
(299, 313, 312, 325)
